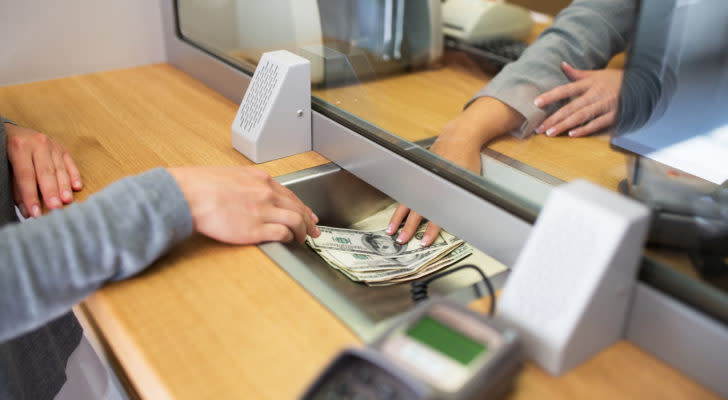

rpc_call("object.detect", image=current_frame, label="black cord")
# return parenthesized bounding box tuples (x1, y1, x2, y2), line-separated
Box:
(410, 264, 496, 316)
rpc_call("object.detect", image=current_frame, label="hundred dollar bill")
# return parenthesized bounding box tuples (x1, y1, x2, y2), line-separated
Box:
(374, 243, 474, 285)
(313, 249, 415, 280)
(307, 225, 459, 257)
(355, 243, 472, 284)
(330, 242, 473, 285)
(317, 241, 462, 273)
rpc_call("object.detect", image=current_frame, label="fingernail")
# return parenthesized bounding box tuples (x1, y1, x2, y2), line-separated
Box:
(534, 98, 544, 107)
(420, 235, 431, 246)
(314, 226, 321, 236)
(310, 211, 319, 223)
(536, 125, 545, 134)
(73, 180, 82, 189)
(396, 233, 407, 244)
(31, 205, 41, 217)
(568, 130, 577, 137)
(385, 224, 395, 235)
(62, 190, 73, 202)
(49, 197, 62, 208)
(546, 128, 556, 137)
(18, 204, 28, 217)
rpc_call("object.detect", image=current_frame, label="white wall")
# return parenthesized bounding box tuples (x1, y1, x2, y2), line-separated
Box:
(0, 0, 165, 86)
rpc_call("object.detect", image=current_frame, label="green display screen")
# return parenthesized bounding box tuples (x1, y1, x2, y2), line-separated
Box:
(406, 316, 487, 365)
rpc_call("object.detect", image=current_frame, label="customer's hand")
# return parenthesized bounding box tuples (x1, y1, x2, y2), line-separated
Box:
(168, 166, 320, 245)
(535, 62, 623, 138)
(386, 97, 523, 246)
(5, 123, 82, 218)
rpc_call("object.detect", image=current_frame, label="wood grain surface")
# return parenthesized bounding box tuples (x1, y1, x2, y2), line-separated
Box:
(0, 64, 719, 399)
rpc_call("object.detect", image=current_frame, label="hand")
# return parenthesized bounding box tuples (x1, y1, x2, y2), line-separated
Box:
(5, 123, 83, 218)
(535, 62, 623, 138)
(168, 166, 320, 245)
(386, 97, 523, 246)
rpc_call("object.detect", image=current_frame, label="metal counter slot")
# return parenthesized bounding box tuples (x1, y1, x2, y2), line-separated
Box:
(263, 162, 508, 342)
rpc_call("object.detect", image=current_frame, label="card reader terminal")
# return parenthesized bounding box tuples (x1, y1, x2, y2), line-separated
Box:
(300, 298, 523, 400)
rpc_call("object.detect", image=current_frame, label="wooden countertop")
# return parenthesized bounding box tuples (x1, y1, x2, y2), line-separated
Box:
(0, 64, 719, 399)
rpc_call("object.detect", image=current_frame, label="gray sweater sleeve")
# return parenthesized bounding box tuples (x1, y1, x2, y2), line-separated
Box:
(469, 0, 636, 138)
(0, 168, 195, 342)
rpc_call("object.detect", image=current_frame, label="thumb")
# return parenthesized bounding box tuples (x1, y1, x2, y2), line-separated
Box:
(561, 62, 590, 81)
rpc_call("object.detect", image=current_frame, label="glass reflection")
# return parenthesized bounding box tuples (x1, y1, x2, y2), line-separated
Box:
(175, 0, 728, 318)
(614, 0, 728, 296)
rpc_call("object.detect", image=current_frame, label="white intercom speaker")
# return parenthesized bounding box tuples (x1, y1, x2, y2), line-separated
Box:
(231, 50, 311, 163)
(496, 180, 650, 375)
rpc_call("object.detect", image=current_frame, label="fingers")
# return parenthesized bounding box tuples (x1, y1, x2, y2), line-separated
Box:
(537, 92, 593, 135)
(560, 62, 589, 81)
(256, 223, 295, 243)
(263, 206, 308, 244)
(63, 151, 83, 192)
(270, 180, 319, 237)
(396, 211, 423, 244)
(273, 190, 320, 238)
(6, 143, 43, 217)
(421, 222, 441, 246)
(32, 144, 63, 210)
(11, 179, 30, 218)
(386, 204, 411, 235)
(5, 126, 83, 217)
(567, 111, 615, 138)
(534, 80, 586, 109)
(536, 66, 622, 138)
(540, 102, 606, 137)
(169, 166, 322, 245)
(51, 145, 74, 204)
(534, 62, 592, 108)
(387, 205, 441, 246)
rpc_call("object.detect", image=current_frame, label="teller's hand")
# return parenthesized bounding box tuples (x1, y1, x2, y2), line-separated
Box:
(386, 97, 523, 246)
(535, 62, 623, 138)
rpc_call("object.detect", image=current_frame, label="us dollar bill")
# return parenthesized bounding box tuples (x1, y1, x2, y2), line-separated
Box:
(307, 225, 459, 257)
(357, 243, 471, 284)
(307, 202, 478, 285)
(316, 241, 460, 273)
(314, 241, 473, 285)
(346, 243, 473, 285)
(376, 243, 474, 285)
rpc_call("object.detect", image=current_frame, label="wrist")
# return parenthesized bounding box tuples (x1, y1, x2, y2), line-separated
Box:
(166, 167, 197, 220)
(462, 96, 525, 139)
(456, 97, 525, 146)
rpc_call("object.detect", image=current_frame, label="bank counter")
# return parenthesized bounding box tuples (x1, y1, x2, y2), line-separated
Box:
(0, 61, 720, 399)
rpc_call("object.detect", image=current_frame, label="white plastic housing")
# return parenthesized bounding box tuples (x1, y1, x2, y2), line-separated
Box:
(231, 50, 311, 163)
(496, 180, 650, 375)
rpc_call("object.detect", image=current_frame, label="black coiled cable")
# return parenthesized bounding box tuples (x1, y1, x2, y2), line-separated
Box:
(410, 264, 496, 316)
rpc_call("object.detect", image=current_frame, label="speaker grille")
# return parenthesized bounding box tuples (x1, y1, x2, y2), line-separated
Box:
(238, 60, 280, 134)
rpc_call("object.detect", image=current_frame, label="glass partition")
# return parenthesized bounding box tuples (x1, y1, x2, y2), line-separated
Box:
(175, 0, 728, 323)
(613, 0, 728, 319)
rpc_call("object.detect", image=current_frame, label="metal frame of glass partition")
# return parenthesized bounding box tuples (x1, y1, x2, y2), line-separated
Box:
(161, 1, 728, 396)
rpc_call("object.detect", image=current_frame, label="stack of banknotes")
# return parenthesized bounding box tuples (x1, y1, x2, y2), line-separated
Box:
(306, 225, 473, 285)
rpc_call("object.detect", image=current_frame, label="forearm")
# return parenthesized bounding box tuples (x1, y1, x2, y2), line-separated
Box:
(471, 0, 636, 138)
(445, 97, 524, 148)
(0, 168, 194, 341)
